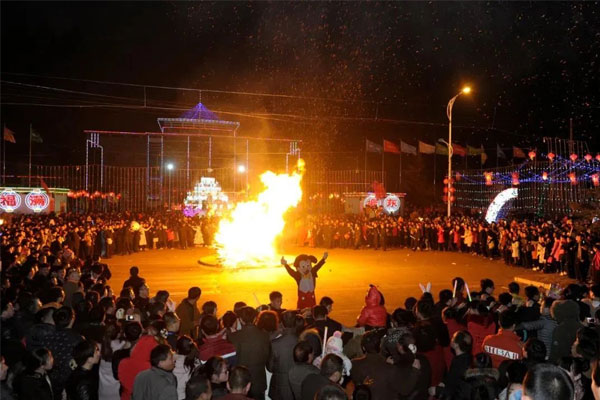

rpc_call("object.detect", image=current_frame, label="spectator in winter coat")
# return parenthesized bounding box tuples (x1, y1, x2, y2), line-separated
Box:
(66, 340, 101, 400)
(176, 287, 202, 338)
(356, 285, 387, 328)
(301, 354, 344, 400)
(549, 299, 584, 363)
(289, 341, 320, 400)
(43, 306, 84, 399)
(13, 348, 54, 400)
(517, 297, 557, 360)
(132, 345, 178, 400)
(313, 331, 352, 377)
(466, 301, 496, 354)
(198, 315, 237, 365)
(431, 330, 473, 399)
(351, 329, 415, 399)
(173, 336, 200, 400)
(482, 310, 524, 368)
(118, 335, 159, 400)
(229, 307, 271, 400)
(268, 311, 298, 400)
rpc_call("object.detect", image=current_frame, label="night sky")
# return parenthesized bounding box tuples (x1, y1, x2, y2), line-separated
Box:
(1, 2, 599, 171)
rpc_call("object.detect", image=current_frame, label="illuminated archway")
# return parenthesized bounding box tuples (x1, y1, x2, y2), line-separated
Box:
(485, 188, 518, 223)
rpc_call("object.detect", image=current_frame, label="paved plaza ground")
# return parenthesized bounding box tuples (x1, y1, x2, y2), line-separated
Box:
(108, 245, 569, 325)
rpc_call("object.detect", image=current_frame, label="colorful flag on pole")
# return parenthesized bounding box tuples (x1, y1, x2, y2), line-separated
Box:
(481, 145, 488, 165)
(452, 143, 467, 157)
(418, 141, 435, 154)
(30, 126, 43, 143)
(383, 139, 401, 154)
(366, 139, 383, 153)
(400, 141, 417, 155)
(497, 144, 506, 159)
(3, 126, 16, 143)
(513, 146, 526, 158)
(467, 145, 482, 156)
(435, 143, 448, 155)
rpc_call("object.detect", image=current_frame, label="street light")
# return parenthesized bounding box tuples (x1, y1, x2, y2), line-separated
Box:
(237, 164, 246, 173)
(166, 163, 174, 209)
(446, 86, 471, 218)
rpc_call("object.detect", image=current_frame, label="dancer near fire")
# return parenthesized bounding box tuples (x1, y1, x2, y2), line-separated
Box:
(281, 252, 328, 309)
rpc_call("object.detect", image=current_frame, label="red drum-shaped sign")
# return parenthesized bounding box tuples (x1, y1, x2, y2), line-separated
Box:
(25, 190, 50, 212)
(0, 189, 21, 212)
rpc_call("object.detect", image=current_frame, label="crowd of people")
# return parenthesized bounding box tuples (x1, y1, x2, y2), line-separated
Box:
(297, 208, 600, 284)
(2, 211, 600, 400)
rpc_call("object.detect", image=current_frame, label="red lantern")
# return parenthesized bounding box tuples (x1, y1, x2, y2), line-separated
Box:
(570, 153, 578, 162)
(443, 187, 449, 193)
(512, 172, 519, 186)
(442, 195, 448, 202)
(528, 150, 536, 160)
(449, 187, 456, 193)
(542, 171, 548, 181)
(585, 154, 593, 162)
(443, 178, 449, 185)
(593, 174, 599, 187)
(547, 152, 555, 162)
(596, 154, 600, 162)
(569, 172, 577, 185)
(449, 196, 455, 203)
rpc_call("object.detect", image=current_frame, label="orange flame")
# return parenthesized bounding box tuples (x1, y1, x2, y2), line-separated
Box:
(215, 162, 304, 267)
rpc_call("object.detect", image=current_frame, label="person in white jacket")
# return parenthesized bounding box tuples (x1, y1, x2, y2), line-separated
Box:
(173, 336, 201, 400)
(535, 239, 546, 272)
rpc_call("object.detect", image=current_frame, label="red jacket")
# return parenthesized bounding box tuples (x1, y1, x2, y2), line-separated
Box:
(482, 329, 523, 368)
(444, 319, 466, 368)
(467, 314, 496, 354)
(118, 335, 158, 400)
(357, 286, 387, 327)
(198, 333, 237, 363)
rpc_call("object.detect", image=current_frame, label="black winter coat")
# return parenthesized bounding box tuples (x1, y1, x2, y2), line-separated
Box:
(14, 372, 53, 400)
(66, 366, 99, 400)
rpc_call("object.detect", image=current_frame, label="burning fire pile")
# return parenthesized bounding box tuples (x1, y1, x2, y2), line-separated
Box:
(214, 160, 304, 267)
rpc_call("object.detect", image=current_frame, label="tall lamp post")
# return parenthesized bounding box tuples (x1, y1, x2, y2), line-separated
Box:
(166, 162, 174, 210)
(446, 86, 471, 218)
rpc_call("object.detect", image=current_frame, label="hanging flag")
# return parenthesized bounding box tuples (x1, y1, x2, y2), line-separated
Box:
(452, 143, 467, 157)
(30, 126, 43, 143)
(40, 177, 55, 211)
(435, 143, 448, 155)
(3, 126, 16, 143)
(467, 145, 482, 156)
(383, 139, 401, 154)
(400, 141, 416, 155)
(418, 141, 435, 154)
(481, 145, 488, 165)
(513, 146, 526, 158)
(497, 144, 506, 159)
(373, 181, 386, 199)
(366, 139, 383, 153)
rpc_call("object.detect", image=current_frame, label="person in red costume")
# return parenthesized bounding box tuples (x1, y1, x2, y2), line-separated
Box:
(281, 252, 328, 310)
(356, 285, 388, 328)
